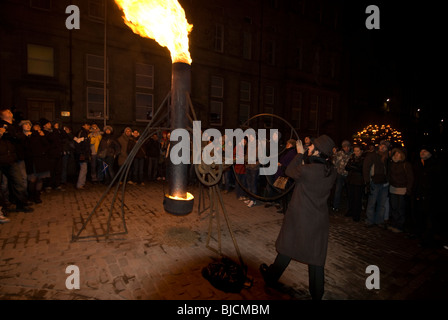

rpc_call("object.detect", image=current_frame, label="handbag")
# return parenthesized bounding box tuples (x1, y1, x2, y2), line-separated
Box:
(273, 176, 289, 190)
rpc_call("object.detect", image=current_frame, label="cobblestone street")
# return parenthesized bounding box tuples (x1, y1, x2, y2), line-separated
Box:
(0, 181, 447, 301)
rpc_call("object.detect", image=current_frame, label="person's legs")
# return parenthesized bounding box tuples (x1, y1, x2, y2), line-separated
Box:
(308, 264, 325, 300)
(365, 182, 379, 226)
(260, 253, 291, 285)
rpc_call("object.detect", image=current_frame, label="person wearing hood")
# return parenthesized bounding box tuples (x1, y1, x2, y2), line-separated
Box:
(260, 134, 337, 300)
(117, 127, 132, 170)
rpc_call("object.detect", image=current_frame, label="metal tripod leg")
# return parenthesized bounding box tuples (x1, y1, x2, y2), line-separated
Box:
(205, 184, 245, 267)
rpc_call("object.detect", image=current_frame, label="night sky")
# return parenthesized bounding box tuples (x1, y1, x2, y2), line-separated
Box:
(340, 0, 446, 150)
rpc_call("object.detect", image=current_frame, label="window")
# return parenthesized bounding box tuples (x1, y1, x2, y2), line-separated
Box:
(239, 104, 250, 126)
(87, 87, 108, 119)
(243, 32, 252, 60)
(210, 101, 223, 126)
(89, 0, 104, 21)
(214, 24, 224, 52)
(291, 91, 302, 129)
(265, 86, 275, 105)
(27, 44, 54, 77)
(135, 93, 154, 122)
(240, 81, 251, 102)
(211, 76, 223, 98)
(309, 94, 319, 130)
(210, 76, 224, 126)
(86, 54, 107, 83)
(136, 63, 154, 89)
(30, 0, 51, 10)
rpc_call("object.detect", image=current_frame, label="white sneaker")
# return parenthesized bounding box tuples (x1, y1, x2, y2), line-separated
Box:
(0, 214, 10, 224)
(244, 199, 251, 204)
(247, 200, 256, 208)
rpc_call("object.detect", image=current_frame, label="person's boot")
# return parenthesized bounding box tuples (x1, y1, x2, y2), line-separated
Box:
(27, 181, 36, 203)
(34, 189, 42, 204)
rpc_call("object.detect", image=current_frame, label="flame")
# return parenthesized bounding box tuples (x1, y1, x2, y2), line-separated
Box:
(114, 0, 193, 64)
(166, 192, 194, 201)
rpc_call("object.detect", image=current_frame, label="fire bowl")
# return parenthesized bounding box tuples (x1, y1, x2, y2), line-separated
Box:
(163, 193, 194, 216)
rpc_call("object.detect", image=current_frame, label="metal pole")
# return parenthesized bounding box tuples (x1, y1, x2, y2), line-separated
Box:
(167, 62, 191, 198)
(103, 0, 107, 128)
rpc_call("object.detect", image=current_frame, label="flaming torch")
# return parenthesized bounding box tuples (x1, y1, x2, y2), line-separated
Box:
(115, 0, 194, 215)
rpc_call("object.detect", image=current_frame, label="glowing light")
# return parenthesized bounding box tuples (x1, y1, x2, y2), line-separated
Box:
(114, 0, 193, 64)
(166, 192, 194, 201)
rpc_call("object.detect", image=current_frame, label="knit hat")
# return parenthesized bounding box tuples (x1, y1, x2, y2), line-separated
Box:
(379, 140, 391, 149)
(103, 125, 113, 133)
(341, 140, 351, 147)
(313, 134, 335, 156)
(19, 119, 32, 127)
(39, 118, 51, 127)
(419, 144, 435, 154)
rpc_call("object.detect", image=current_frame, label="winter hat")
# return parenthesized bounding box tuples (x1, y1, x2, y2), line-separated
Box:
(341, 140, 351, 147)
(103, 125, 113, 133)
(313, 134, 335, 157)
(39, 118, 51, 127)
(419, 144, 435, 154)
(19, 119, 32, 127)
(379, 140, 391, 150)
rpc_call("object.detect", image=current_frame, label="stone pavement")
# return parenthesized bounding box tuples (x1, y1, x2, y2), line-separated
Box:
(0, 181, 447, 301)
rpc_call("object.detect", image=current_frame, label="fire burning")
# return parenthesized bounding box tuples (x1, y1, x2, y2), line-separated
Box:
(167, 192, 194, 201)
(114, 0, 193, 64)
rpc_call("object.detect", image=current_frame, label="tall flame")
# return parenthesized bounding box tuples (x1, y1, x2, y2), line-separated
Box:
(114, 0, 193, 64)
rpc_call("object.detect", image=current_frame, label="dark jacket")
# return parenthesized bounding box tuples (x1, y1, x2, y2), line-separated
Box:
(275, 153, 337, 266)
(388, 160, 413, 193)
(24, 130, 51, 174)
(97, 133, 120, 159)
(127, 136, 146, 159)
(146, 137, 160, 158)
(274, 146, 297, 180)
(363, 151, 389, 184)
(44, 128, 64, 158)
(412, 156, 441, 200)
(346, 154, 365, 186)
(74, 127, 91, 161)
(0, 119, 19, 165)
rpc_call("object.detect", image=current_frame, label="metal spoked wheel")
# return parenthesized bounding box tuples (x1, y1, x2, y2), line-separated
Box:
(233, 113, 300, 202)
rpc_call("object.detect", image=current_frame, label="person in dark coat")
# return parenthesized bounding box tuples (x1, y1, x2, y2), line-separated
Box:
(146, 133, 160, 181)
(127, 130, 146, 185)
(74, 122, 91, 189)
(265, 139, 297, 213)
(345, 144, 365, 222)
(0, 108, 33, 213)
(97, 125, 120, 184)
(40, 118, 64, 190)
(24, 123, 51, 203)
(260, 134, 337, 300)
(387, 148, 414, 233)
(410, 145, 442, 247)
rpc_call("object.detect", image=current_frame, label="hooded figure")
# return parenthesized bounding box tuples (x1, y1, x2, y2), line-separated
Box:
(260, 134, 337, 300)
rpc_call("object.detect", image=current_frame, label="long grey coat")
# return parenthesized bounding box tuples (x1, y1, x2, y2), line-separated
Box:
(275, 153, 336, 266)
